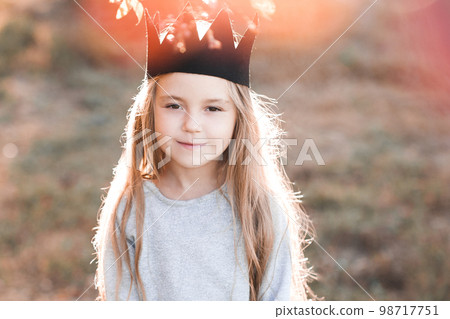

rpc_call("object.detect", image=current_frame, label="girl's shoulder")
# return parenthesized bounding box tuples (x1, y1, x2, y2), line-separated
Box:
(142, 178, 157, 195)
(116, 179, 154, 215)
(114, 189, 137, 237)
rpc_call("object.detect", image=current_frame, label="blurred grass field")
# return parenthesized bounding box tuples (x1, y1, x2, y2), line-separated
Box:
(0, 0, 449, 300)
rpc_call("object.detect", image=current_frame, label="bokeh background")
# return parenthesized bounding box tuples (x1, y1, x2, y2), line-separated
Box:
(0, 0, 449, 300)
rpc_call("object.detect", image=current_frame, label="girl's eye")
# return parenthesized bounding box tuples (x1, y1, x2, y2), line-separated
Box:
(165, 104, 181, 110)
(207, 106, 222, 112)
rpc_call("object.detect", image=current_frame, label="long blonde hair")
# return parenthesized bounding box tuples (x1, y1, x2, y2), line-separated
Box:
(92, 75, 317, 301)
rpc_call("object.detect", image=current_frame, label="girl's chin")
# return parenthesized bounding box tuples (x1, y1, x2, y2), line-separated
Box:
(167, 153, 223, 169)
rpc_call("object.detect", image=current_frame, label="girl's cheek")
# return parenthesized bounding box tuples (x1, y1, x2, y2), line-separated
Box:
(224, 120, 238, 138)
(157, 138, 172, 155)
(160, 111, 181, 125)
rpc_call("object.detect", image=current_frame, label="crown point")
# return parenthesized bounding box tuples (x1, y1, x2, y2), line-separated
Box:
(143, 8, 151, 23)
(248, 13, 259, 34)
(253, 12, 260, 27)
(177, 2, 196, 25)
(206, 8, 233, 48)
(183, 1, 194, 12)
(236, 12, 259, 52)
(151, 11, 160, 34)
(216, 7, 232, 19)
(145, 8, 160, 41)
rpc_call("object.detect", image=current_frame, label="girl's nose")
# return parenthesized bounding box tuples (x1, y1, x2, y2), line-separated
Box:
(182, 111, 202, 133)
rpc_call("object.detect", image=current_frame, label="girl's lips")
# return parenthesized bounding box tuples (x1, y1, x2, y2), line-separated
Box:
(177, 141, 206, 150)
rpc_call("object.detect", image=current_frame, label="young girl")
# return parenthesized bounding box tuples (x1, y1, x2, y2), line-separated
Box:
(92, 4, 316, 301)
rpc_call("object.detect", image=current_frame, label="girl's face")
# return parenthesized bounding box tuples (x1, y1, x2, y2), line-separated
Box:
(154, 72, 238, 169)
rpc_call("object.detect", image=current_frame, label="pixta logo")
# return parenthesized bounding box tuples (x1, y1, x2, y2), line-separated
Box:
(126, 129, 172, 169)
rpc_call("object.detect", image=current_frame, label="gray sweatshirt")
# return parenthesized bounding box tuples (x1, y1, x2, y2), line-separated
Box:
(103, 180, 291, 300)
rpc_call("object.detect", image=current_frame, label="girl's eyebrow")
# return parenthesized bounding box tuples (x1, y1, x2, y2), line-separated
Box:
(158, 94, 231, 105)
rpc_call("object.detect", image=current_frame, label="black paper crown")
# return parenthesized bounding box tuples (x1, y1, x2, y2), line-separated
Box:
(145, 3, 259, 87)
